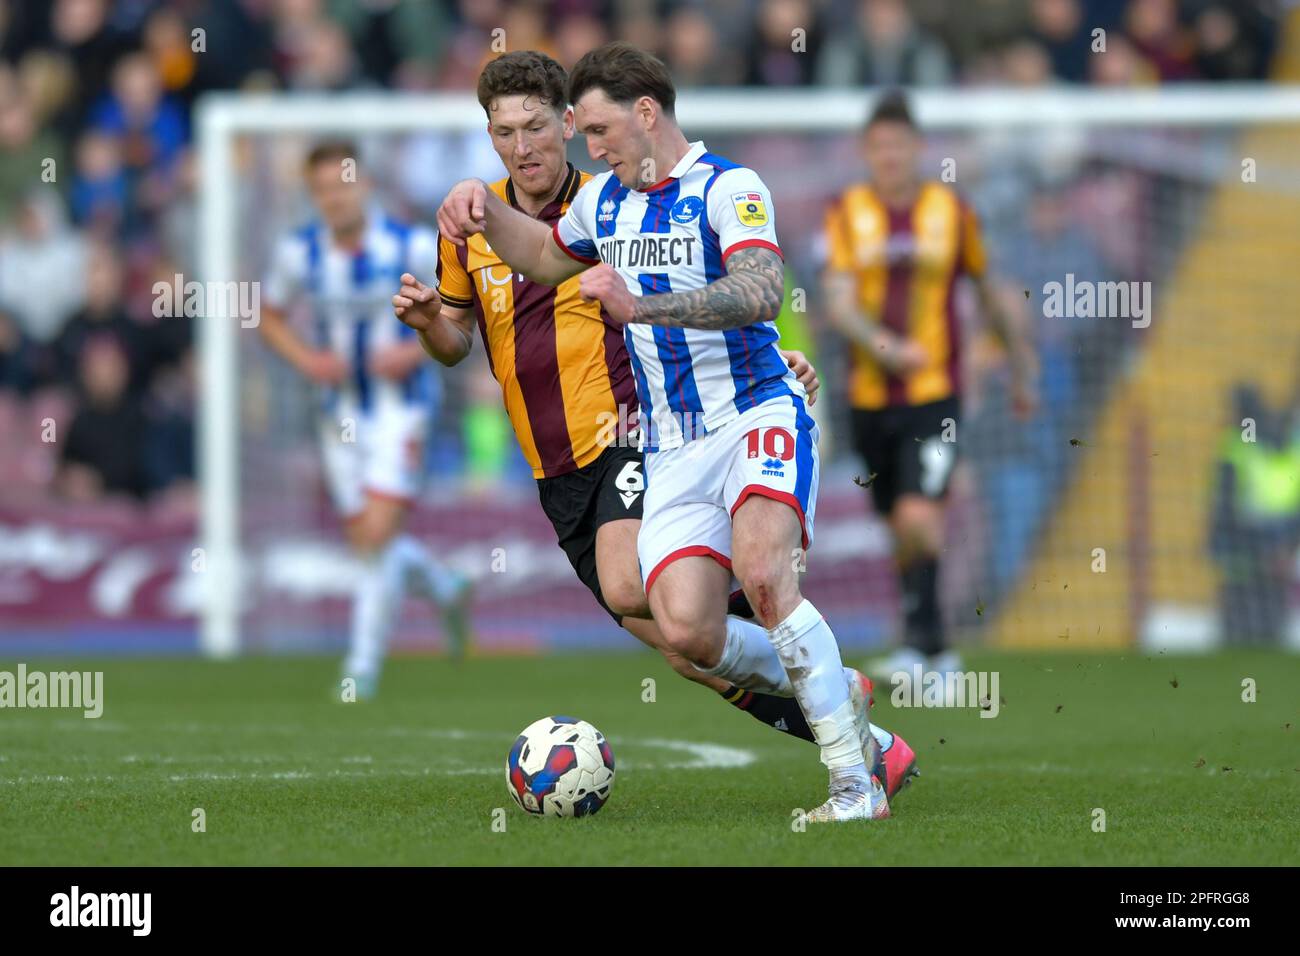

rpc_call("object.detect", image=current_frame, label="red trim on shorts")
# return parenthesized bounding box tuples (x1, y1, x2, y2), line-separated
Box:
(722, 238, 783, 264)
(730, 485, 809, 550)
(645, 545, 732, 596)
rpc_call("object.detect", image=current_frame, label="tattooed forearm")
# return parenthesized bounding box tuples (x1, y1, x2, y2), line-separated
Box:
(630, 246, 784, 330)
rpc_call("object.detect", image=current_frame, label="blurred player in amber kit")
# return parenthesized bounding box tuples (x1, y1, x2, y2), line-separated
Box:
(822, 92, 1037, 681)
(259, 142, 471, 698)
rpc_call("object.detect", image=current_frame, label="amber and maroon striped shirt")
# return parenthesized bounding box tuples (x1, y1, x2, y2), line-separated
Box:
(437, 164, 637, 478)
(823, 181, 987, 410)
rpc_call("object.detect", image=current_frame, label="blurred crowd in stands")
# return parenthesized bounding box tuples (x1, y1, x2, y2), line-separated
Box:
(0, 0, 1283, 506)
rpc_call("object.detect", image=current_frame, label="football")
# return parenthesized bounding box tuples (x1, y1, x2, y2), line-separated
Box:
(506, 716, 616, 818)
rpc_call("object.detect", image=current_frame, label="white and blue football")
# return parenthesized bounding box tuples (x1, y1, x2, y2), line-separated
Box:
(506, 716, 615, 818)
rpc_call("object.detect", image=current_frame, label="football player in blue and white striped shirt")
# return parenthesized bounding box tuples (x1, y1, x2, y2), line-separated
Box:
(437, 46, 887, 822)
(260, 141, 471, 698)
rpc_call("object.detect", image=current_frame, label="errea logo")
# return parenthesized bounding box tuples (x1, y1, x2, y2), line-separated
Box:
(50, 886, 151, 936)
(598, 199, 617, 223)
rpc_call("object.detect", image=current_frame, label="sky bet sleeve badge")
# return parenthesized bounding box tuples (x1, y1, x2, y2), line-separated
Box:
(732, 192, 768, 226)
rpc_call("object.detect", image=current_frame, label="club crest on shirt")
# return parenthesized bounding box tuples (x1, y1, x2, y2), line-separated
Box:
(732, 192, 767, 226)
(670, 195, 703, 224)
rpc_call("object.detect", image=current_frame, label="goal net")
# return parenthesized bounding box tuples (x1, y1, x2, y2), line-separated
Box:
(196, 87, 1300, 658)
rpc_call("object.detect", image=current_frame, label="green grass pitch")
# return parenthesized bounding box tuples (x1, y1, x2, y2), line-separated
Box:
(1, 650, 1297, 865)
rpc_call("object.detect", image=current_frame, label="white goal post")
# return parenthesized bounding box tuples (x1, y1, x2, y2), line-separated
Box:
(195, 85, 1300, 658)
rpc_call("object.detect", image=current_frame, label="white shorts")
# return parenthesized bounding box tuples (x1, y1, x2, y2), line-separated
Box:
(318, 405, 429, 518)
(638, 394, 819, 593)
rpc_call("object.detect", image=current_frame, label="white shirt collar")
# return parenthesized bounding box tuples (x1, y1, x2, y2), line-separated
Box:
(667, 141, 707, 180)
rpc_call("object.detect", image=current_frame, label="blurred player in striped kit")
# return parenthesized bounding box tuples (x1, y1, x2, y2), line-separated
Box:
(821, 93, 1037, 682)
(259, 142, 472, 699)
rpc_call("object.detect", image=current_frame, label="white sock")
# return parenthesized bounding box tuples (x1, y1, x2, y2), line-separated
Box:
(696, 616, 794, 695)
(392, 534, 464, 604)
(343, 540, 406, 680)
(768, 599, 864, 773)
(698, 619, 875, 712)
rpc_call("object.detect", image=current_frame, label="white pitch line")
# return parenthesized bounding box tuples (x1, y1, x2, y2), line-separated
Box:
(0, 734, 758, 785)
(632, 738, 757, 770)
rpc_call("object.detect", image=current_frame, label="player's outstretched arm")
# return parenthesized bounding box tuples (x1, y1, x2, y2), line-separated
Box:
(580, 246, 785, 330)
(392, 272, 474, 366)
(436, 178, 586, 286)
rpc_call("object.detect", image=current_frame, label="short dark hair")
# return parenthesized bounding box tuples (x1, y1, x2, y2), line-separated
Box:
(866, 90, 917, 131)
(568, 42, 676, 117)
(304, 139, 358, 172)
(477, 51, 568, 118)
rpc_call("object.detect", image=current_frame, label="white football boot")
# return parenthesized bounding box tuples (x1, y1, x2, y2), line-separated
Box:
(805, 774, 891, 823)
(864, 645, 926, 684)
(928, 649, 964, 677)
(925, 650, 965, 707)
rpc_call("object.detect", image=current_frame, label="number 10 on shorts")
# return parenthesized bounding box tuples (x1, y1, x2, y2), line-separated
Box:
(744, 427, 795, 461)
